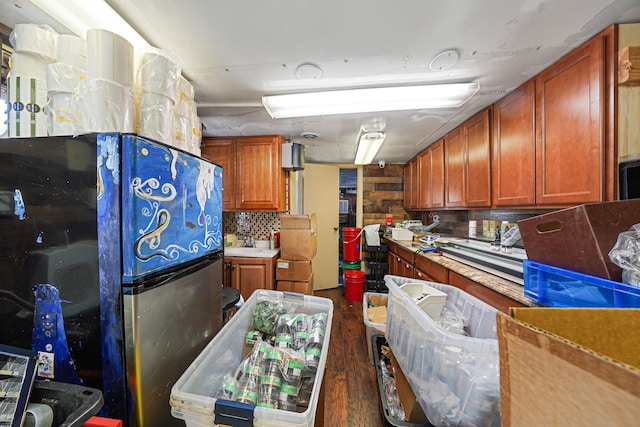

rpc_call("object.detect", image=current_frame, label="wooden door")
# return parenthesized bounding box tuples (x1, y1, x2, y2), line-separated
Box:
(464, 109, 492, 207)
(304, 163, 340, 290)
(429, 140, 445, 208)
(202, 138, 235, 211)
(535, 36, 605, 205)
(444, 128, 465, 207)
(492, 81, 536, 206)
(403, 158, 418, 210)
(417, 150, 431, 209)
(236, 135, 286, 211)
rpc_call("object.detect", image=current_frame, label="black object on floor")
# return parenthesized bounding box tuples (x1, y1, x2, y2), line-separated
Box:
(28, 380, 104, 427)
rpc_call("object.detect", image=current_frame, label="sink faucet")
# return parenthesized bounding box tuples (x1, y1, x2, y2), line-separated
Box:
(243, 236, 255, 247)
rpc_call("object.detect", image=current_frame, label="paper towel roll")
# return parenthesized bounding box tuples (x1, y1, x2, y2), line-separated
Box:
(46, 92, 75, 136)
(136, 47, 181, 100)
(173, 112, 191, 151)
(57, 53, 87, 70)
(74, 78, 134, 134)
(57, 34, 86, 57)
(86, 29, 134, 87)
(7, 75, 48, 137)
(46, 62, 84, 93)
(10, 23, 58, 61)
(137, 91, 174, 145)
(177, 74, 194, 100)
(8, 52, 50, 80)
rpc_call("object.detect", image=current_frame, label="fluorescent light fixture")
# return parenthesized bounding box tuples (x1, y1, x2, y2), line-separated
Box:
(262, 82, 479, 119)
(355, 130, 386, 165)
(30, 0, 150, 47)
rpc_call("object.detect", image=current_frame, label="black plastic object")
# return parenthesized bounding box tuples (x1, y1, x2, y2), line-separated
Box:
(214, 399, 255, 427)
(222, 286, 241, 324)
(372, 335, 433, 427)
(28, 380, 104, 427)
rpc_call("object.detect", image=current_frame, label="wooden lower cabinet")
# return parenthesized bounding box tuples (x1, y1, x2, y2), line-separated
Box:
(414, 256, 449, 284)
(448, 271, 525, 314)
(223, 255, 276, 300)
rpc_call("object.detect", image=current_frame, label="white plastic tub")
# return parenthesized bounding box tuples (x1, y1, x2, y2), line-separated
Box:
(398, 282, 447, 319)
(384, 275, 500, 427)
(170, 290, 333, 427)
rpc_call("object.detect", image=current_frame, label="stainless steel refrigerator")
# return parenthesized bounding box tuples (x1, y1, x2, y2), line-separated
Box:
(0, 133, 224, 426)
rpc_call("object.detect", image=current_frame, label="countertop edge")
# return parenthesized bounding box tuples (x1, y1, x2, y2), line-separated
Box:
(383, 237, 538, 307)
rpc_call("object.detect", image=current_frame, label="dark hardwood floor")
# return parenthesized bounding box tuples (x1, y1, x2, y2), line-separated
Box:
(315, 287, 385, 427)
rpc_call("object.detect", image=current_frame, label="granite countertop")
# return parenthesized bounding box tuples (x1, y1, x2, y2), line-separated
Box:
(385, 238, 538, 307)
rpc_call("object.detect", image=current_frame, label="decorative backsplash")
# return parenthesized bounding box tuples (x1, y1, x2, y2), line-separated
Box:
(223, 212, 281, 240)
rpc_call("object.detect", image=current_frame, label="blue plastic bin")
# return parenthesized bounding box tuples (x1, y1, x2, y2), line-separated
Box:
(523, 260, 640, 308)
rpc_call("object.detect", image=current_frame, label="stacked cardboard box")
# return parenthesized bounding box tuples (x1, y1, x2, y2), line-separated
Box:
(277, 213, 317, 294)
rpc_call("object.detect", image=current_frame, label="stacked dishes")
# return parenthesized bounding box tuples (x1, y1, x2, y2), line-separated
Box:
(75, 29, 135, 133)
(135, 47, 181, 146)
(7, 24, 58, 137)
(46, 34, 86, 135)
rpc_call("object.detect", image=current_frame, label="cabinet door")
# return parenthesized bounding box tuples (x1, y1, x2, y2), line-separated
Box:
(464, 109, 492, 207)
(444, 128, 465, 207)
(403, 158, 418, 210)
(492, 81, 536, 206)
(417, 149, 431, 209)
(429, 140, 445, 208)
(535, 36, 605, 205)
(236, 136, 286, 211)
(202, 138, 235, 211)
(448, 271, 525, 314)
(227, 256, 275, 300)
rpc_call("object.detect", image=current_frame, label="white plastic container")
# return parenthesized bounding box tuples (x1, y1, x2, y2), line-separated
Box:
(391, 228, 413, 240)
(362, 292, 387, 365)
(398, 282, 447, 319)
(384, 275, 500, 427)
(170, 289, 333, 427)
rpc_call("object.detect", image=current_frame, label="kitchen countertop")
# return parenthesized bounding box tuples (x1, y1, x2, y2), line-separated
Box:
(384, 237, 538, 307)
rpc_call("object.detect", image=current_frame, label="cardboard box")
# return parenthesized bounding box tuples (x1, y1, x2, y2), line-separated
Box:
(280, 228, 317, 260)
(388, 347, 429, 424)
(277, 272, 314, 295)
(517, 199, 640, 281)
(280, 213, 317, 230)
(276, 258, 313, 281)
(497, 308, 640, 427)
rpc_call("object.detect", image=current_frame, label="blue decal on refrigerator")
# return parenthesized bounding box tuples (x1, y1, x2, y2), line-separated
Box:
(32, 284, 82, 384)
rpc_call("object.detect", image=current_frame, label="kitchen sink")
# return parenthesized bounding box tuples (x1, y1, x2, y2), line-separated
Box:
(224, 247, 280, 258)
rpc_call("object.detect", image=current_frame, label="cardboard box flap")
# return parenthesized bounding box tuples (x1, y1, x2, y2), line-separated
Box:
(509, 308, 640, 369)
(280, 213, 317, 229)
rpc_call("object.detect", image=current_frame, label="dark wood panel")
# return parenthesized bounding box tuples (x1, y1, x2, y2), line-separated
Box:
(448, 271, 526, 314)
(492, 81, 536, 206)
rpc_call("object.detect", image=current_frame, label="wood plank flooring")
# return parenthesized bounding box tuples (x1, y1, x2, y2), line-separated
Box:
(315, 287, 386, 427)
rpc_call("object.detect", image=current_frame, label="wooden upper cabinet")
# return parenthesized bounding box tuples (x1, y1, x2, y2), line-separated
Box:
(444, 127, 465, 207)
(202, 139, 235, 211)
(535, 34, 609, 205)
(418, 139, 445, 209)
(492, 81, 536, 206)
(464, 109, 492, 207)
(403, 158, 419, 210)
(202, 135, 286, 211)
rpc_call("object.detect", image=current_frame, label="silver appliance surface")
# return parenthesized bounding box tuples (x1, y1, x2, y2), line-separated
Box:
(123, 258, 222, 427)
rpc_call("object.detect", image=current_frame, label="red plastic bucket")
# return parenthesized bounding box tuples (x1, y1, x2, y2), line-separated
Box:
(342, 227, 362, 261)
(344, 270, 365, 302)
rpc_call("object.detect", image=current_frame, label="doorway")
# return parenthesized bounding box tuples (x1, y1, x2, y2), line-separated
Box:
(339, 168, 357, 285)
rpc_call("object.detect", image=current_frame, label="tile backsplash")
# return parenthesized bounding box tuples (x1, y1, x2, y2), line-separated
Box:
(223, 212, 281, 240)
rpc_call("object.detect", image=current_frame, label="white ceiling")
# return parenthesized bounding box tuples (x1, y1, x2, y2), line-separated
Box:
(2, 0, 640, 164)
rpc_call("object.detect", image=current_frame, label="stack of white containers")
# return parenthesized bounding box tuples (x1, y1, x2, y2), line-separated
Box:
(7, 24, 58, 137)
(135, 47, 181, 146)
(46, 34, 86, 135)
(75, 28, 135, 134)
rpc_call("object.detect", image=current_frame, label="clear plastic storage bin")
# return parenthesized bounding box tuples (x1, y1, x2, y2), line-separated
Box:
(384, 275, 500, 427)
(363, 292, 388, 365)
(170, 290, 333, 427)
